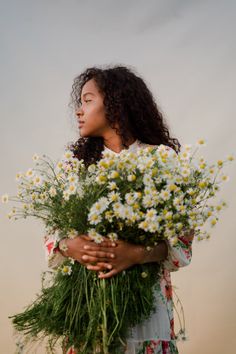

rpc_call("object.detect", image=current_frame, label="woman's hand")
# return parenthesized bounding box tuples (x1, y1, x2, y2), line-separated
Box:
(85, 239, 145, 278)
(60, 235, 117, 271)
(85, 239, 168, 279)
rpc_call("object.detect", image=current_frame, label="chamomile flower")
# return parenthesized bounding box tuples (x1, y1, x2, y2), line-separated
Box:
(176, 222, 184, 231)
(145, 208, 157, 221)
(88, 212, 102, 225)
(169, 236, 179, 246)
(25, 168, 34, 178)
(110, 171, 119, 179)
(88, 228, 104, 243)
(1, 194, 9, 203)
(15, 172, 23, 181)
(143, 174, 153, 185)
(167, 183, 178, 192)
(148, 222, 160, 232)
(108, 181, 118, 191)
(160, 189, 171, 201)
(49, 186, 57, 197)
(142, 194, 155, 208)
(138, 220, 149, 232)
(32, 154, 39, 162)
(57, 161, 64, 170)
(196, 138, 206, 146)
(141, 272, 148, 278)
(182, 144, 192, 151)
(64, 150, 73, 160)
(33, 176, 42, 186)
(107, 232, 118, 241)
(227, 154, 234, 161)
(181, 167, 191, 178)
(67, 229, 79, 239)
(88, 164, 96, 173)
(125, 192, 135, 205)
(92, 197, 110, 213)
(108, 191, 121, 203)
(127, 174, 136, 182)
(104, 210, 114, 222)
(163, 211, 173, 220)
(7, 212, 13, 219)
(220, 174, 229, 182)
(67, 183, 77, 195)
(63, 190, 70, 201)
(209, 216, 218, 227)
(96, 174, 107, 184)
(61, 265, 72, 276)
(68, 175, 78, 184)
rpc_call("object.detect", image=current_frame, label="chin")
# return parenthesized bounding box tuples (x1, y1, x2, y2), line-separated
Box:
(80, 129, 97, 138)
(79, 129, 88, 137)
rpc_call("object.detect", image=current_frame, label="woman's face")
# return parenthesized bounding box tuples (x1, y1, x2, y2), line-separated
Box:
(75, 78, 112, 138)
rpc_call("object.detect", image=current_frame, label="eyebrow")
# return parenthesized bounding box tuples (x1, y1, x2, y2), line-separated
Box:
(81, 92, 95, 98)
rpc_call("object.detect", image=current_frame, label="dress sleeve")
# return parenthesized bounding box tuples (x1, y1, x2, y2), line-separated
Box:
(44, 233, 66, 270)
(162, 230, 194, 272)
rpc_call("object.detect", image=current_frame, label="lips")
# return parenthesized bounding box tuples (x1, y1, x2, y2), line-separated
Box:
(79, 121, 85, 128)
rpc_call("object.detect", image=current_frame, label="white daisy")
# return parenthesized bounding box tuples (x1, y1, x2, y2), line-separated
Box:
(107, 232, 118, 241)
(25, 168, 34, 178)
(88, 229, 104, 243)
(1, 194, 9, 203)
(61, 265, 72, 276)
(49, 186, 57, 197)
(32, 154, 39, 161)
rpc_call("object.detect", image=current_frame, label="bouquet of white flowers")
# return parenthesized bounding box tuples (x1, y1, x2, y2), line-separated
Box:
(2, 140, 233, 353)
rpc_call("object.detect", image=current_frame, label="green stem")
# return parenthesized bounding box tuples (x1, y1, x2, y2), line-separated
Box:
(101, 278, 108, 354)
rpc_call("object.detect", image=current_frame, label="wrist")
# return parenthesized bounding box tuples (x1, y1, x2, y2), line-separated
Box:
(134, 245, 148, 265)
(136, 241, 168, 264)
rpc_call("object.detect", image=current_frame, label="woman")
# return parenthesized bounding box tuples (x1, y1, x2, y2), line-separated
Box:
(44, 65, 194, 354)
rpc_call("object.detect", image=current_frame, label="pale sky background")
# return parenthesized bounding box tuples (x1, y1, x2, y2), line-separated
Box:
(1, 0, 236, 353)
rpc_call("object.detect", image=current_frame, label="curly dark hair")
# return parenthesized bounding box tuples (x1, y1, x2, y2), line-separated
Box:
(68, 64, 181, 167)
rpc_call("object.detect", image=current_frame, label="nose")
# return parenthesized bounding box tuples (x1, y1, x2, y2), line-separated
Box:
(75, 105, 83, 118)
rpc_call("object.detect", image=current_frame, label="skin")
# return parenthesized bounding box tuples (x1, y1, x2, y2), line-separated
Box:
(58, 78, 193, 278)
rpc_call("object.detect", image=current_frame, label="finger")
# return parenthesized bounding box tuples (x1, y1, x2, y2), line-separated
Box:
(84, 240, 117, 248)
(83, 245, 116, 253)
(83, 250, 116, 259)
(87, 262, 112, 271)
(101, 240, 117, 247)
(80, 234, 93, 241)
(81, 255, 111, 263)
(98, 268, 118, 279)
(83, 245, 114, 254)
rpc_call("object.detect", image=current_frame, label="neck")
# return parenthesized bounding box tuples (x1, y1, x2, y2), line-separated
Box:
(103, 135, 136, 153)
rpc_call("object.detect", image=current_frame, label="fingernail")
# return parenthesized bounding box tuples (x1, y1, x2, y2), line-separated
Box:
(112, 243, 116, 247)
(110, 254, 115, 258)
(84, 245, 89, 249)
(82, 255, 88, 260)
(107, 264, 112, 269)
(87, 265, 91, 269)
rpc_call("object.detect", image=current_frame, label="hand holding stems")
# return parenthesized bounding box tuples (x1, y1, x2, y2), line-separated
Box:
(59, 235, 117, 271)
(59, 234, 169, 278)
(98, 229, 195, 278)
(87, 239, 169, 279)
(59, 229, 194, 279)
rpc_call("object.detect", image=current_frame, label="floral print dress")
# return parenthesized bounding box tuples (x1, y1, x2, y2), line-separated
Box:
(44, 140, 194, 354)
